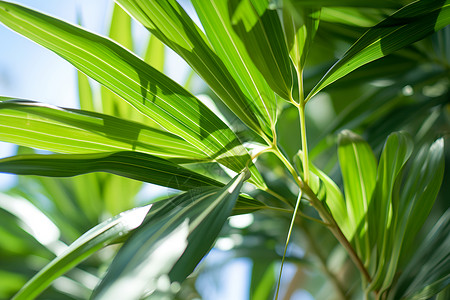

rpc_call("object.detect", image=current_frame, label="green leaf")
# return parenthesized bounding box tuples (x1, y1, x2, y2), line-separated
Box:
(225, 0, 294, 99)
(284, 4, 321, 72)
(306, 0, 450, 101)
(144, 34, 165, 73)
(91, 172, 249, 299)
(368, 131, 413, 291)
(287, 0, 400, 8)
(0, 151, 224, 191)
(191, 0, 279, 126)
(77, 72, 95, 112)
(400, 138, 445, 259)
(109, 3, 133, 51)
(337, 130, 377, 265)
(0, 99, 206, 163)
(320, 7, 381, 27)
(12, 204, 152, 300)
(101, 3, 143, 122)
(381, 138, 445, 292)
(388, 210, 450, 300)
(115, 0, 273, 138)
(295, 151, 347, 237)
(0, 2, 264, 187)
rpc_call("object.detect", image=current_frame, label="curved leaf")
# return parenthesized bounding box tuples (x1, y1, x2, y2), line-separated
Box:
(368, 132, 413, 291)
(388, 210, 450, 300)
(115, 0, 273, 138)
(0, 99, 205, 162)
(288, 0, 400, 8)
(0, 2, 265, 187)
(306, 0, 450, 101)
(13, 204, 152, 300)
(338, 130, 377, 264)
(91, 172, 249, 299)
(0, 151, 224, 191)
(225, 0, 294, 99)
(284, 6, 321, 72)
(191, 0, 279, 125)
(381, 138, 445, 291)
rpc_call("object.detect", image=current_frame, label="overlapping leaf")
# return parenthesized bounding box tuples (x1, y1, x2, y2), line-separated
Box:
(13, 204, 152, 300)
(0, 99, 205, 162)
(223, 0, 294, 99)
(92, 172, 248, 299)
(288, 0, 400, 8)
(306, 0, 450, 101)
(388, 210, 450, 299)
(0, 2, 265, 187)
(283, 4, 321, 73)
(379, 138, 445, 292)
(0, 151, 224, 191)
(191, 0, 281, 126)
(368, 132, 413, 290)
(115, 0, 275, 137)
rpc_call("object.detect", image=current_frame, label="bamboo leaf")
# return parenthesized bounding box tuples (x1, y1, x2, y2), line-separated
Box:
(381, 138, 445, 291)
(225, 0, 294, 99)
(337, 130, 377, 264)
(0, 99, 206, 162)
(0, 2, 265, 187)
(92, 172, 249, 299)
(144, 34, 165, 73)
(388, 210, 450, 300)
(101, 3, 142, 122)
(191, 0, 279, 126)
(0, 151, 224, 191)
(13, 205, 152, 300)
(368, 131, 413, 291)
(295, 152, 347, 237)
(284, 5, 321, 72)
(288, 0, 400, 8)
(77, 72, 95, 112)
(306, 0, 450, 101)
(115, 0, 273, 138)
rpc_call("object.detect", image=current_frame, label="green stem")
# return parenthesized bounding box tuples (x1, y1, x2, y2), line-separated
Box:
(297, 70, 310, 185)
(275, 191, 303, 300)
(273, 147, 372, 283)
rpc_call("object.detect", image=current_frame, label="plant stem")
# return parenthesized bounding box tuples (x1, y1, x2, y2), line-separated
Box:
(302, 183, 372, 283)
(273, 147, 372, 283)
(275, 191, 303, 300)
(297, 70, 310, 185)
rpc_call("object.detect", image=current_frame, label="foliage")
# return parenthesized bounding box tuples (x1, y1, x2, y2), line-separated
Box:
(0, 0, 448, 299)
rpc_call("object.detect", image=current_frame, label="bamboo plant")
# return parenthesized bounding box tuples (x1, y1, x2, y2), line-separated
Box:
(0, 0, 449, 299)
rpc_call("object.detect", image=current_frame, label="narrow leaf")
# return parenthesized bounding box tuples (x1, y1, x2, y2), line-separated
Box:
(306, 0, 450, 101)
(115, 0, 273, 138)
(191, 0, 278, 127)
(288, 0, 400, 8)
(0, 151, 224, 191)
(338, 130, 377, 264)
(13, 205, 152, 300)
(226, 0, 294, 99)
(144, 34, 165, 73)
(0, 99, 206, 162)
(284, 4, 321, 71)
(101, 3, 142, 122)
(368, 132, 413, 291)
(388, 210, 450, 300)
(92, 172, 249, 299)
(0, 2, 264, 187)
(381, 138, 445, 291)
